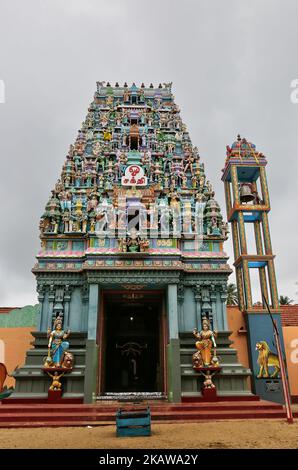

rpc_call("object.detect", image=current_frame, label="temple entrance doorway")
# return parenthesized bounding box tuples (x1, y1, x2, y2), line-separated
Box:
(100, 290, 166, 394)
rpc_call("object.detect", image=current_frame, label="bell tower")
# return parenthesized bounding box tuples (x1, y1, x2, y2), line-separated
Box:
(222, 135, 285, 403)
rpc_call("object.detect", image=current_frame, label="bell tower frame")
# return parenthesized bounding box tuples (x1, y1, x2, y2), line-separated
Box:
(222, 135, 285, 403)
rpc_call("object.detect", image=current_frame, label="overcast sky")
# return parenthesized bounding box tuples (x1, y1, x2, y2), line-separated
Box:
(0, 0, 297, 306)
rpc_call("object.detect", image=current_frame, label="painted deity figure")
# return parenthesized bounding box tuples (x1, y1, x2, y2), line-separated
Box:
(158, 196, 170, 234)
(118, 238, 128, 253)
(89, 218, 96, 233)
(141, 151, 151, 173)
(116, 151, 128, 177)
(93, 141, 101, 156)
(50, 218, 59, 234)
(65, 156, 75, 174)
(103, 129, 112, 141)
(87, 193, 99, 212)
(140, 111, 146, 124)
(175, 131, 183, 142)
(62, 209, 71, 233)
(191, 175, 198, 189)
(123, 89, 130, 102)
(45, 317, 70, 367)
(95, 195, 110, 232)
(59, 190, 72, 211)
(74, 198, 83, 216)
(64, 175, 71, 188)
(115, 112, 122, 126)
(205, 180, 213, 194)
(98, 174, 104, 189)
(139, 89, 145, 102)
(55, 179, 63, 194)
(192, 318, 218, 368)
(181, 174, 188, 189)
(47, 371, 64, 390)
(184, 154, 195, 175)
(139, 238, 149, 252)
(169, 191, 181, 234)
(75, 171, 82, 187)
(210, 216, 221, 236)
(199, 175, 206, 191)
(164, 174, 169, 189)
(106, 95, 113, 107)
(100, 112, 109, 127)
(116, 200, 127, 229)
(200, 370, 216, 389)
(127, 228, 140, 252)
(141, 134, 146, 147)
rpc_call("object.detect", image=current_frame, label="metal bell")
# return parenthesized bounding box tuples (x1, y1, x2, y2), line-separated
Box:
(239, 183, 254, 203)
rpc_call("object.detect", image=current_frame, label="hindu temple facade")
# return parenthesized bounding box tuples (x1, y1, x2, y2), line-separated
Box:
(13, 82, 251, 402)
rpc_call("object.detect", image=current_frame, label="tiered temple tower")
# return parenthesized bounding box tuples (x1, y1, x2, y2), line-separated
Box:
(13, 83, 251, 402)
(222, 136, 285, 403)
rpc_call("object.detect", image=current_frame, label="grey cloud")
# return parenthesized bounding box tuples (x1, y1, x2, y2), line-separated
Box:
(0, 0, 297, 305)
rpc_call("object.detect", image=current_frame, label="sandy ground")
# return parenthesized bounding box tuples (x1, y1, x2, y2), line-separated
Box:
(0, 420, 297, 449)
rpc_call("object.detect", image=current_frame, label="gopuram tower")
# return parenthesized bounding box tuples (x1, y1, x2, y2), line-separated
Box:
(13, 82, 251, 403)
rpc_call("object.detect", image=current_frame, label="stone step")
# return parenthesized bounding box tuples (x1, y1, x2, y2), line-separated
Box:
(0, 407, 293, 428)
(0, 400, 283, 413)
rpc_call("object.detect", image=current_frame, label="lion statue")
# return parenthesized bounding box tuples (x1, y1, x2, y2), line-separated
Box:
(192, 350, 203, 368)
(256, 341, 280, 378)
(61, 351, 74, 369)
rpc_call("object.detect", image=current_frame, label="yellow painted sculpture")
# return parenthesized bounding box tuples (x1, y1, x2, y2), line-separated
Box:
(192, 318, 219, 368)
(47, 371, 65, 390)
(103, 130, 112, 141)
(256, 341, 280, 378)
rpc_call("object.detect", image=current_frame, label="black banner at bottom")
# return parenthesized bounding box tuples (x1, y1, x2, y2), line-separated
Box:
(0, 449, 296, 467)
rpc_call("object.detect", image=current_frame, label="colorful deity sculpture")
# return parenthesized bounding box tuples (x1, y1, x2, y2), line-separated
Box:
(127, 228, 140, 252)
(87, 193, 99, 212)
(192, 317, 219, 368)
(44, 317, 71, 368)
(59, 190, 72, 211)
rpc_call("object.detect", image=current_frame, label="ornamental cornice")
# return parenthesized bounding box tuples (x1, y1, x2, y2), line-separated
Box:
(181, 275, 230, 286)
(35, 272, 85, 287)
(86, 269, 181, 285)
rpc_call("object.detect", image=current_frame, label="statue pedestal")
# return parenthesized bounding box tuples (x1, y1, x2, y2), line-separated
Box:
(202, 386, 217, 400)
(48, 389, 62, 403)
(193, 366, 222, 401)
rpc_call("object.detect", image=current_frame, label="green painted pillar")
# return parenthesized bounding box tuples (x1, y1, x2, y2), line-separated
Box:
(167, 284, 181, 402)
(167, 284, 179, 339)
(83, 339, 99, 404)
(37, 286, 45, 331)
(88, 284, 99, 340)
(84, 284, 100, 403)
